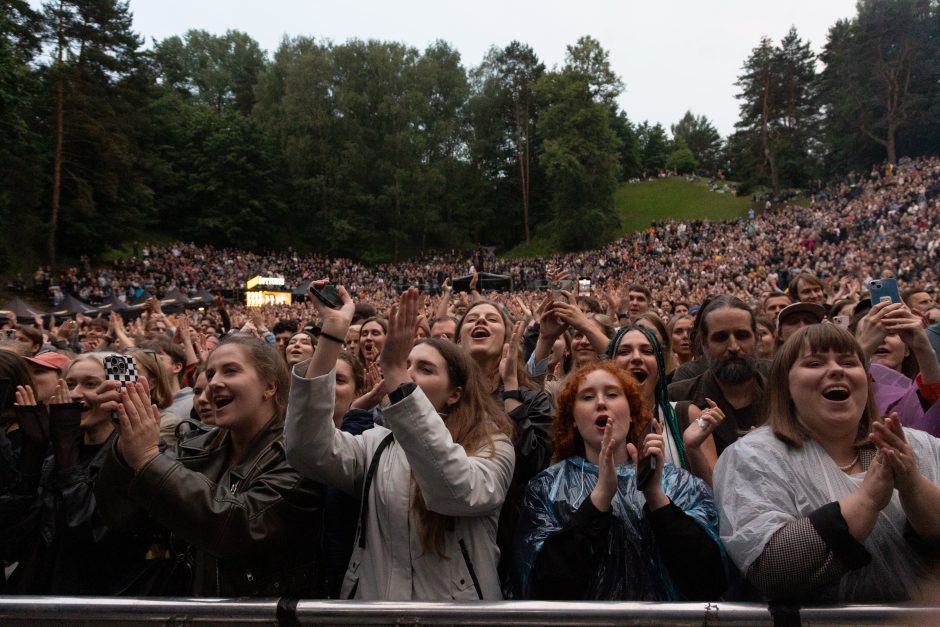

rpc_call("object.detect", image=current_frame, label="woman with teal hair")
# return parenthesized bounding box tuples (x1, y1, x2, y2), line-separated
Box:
(607, 324, 724, 484)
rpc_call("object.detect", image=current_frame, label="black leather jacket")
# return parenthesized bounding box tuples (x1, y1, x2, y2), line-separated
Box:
(96, 417, 324, 597)
(2, 404, 152, 595)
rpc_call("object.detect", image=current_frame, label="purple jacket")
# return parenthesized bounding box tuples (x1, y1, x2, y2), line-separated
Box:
(871, 363, 940, 437)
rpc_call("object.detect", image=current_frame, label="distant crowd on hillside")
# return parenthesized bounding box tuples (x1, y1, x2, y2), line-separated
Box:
(11, 155, 939, 321)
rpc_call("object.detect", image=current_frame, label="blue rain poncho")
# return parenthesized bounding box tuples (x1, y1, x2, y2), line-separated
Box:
(513, 457, 724, 600)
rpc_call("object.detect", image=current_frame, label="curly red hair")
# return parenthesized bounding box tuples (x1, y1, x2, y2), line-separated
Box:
(551, 361, 652, 463)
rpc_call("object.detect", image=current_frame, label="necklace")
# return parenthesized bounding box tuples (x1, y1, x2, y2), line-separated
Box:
(838, 453, 859, 472)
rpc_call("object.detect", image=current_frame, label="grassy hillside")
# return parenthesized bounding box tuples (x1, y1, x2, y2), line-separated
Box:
(504, 177, 753, 258)
(615, 177, 751, 234)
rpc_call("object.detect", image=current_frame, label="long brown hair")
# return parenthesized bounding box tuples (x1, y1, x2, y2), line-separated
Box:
(550, 361, 651, 463)
(767, 324, 880, 448)
(455, 300, 537, 389)
(410, 338, 513, 558)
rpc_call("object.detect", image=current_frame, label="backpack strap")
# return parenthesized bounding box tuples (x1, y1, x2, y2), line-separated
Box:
(357, 432, 396, 549)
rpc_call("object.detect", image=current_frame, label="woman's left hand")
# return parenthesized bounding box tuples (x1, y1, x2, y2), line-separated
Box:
(498, 320, 524, 391)
(871, 413, 920, 493)
(115, 378, 162, 471)
(352, 362, 385, 410)
(683, 398, 725, 450)
(628, 419, 669, 509)
(380, 287, 419, 392)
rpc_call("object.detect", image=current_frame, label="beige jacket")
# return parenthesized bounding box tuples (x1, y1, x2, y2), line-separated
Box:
(284, 368, 515, 600)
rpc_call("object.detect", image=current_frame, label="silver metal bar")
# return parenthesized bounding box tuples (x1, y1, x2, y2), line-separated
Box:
(292, 600, 765, 625)
(0, 596, 280, 624)
(1, 597, 938, 626)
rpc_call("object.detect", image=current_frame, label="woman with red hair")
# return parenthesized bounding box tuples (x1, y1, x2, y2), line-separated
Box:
(513, 361, 727, 600)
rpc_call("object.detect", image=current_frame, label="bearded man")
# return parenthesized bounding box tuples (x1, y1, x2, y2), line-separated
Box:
(668, 295, 766, 456)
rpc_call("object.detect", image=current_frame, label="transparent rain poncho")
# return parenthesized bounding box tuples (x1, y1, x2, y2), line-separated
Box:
(715, 426, 940, 602)
(513, 457, 724, 600)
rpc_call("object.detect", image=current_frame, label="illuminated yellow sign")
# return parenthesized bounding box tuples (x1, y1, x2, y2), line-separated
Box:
(246, 275, 286, 290)
(245, 291, 292, 308)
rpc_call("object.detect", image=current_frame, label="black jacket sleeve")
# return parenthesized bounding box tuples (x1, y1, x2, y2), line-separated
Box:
(647, 501, 727, 600)
(509, 388, 553, 483)
(531, 497, 613, 599)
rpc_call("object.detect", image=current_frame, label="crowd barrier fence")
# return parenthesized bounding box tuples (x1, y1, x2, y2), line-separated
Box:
(1, 597, 940, 626)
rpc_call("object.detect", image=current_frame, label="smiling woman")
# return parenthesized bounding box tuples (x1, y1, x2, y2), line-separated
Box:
(714, 324, 940, 602)
(285, 284, 515, 600)
(95, 336, 325, 597)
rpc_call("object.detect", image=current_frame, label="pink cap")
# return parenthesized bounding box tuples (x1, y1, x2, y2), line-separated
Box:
(25, 351, 70, 372)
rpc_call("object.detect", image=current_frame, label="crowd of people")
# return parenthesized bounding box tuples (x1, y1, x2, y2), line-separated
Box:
(19, 156, 940, 317)
(1, 156, 940, 605)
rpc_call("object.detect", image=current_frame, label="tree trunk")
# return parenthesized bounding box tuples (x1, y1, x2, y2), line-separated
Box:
(49, 6, 65, 267)
(761, 71, 779, 192)
(886, 121, 897, 165)
(514, 97, 530, 244)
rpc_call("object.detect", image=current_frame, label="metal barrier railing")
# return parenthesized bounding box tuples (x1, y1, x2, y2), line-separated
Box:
(1, 597, 939, 626)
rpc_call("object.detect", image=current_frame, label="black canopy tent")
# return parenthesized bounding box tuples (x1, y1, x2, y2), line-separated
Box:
(0, 296, 47, 321)
(292, 280, 312, 297)
(51, 294, 99, 317)
(450, 272, 513, 293)
(189, 290, 219, 306)
(160, 288, 193, 311)
(96, 294, 132, 313)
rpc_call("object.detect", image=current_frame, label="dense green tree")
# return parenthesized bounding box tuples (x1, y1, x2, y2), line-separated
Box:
(468, 42, 545, 245)
(735, 37, 780, 189)
(671, 111, 721, 173)
(536, 60, 621, 250)
(734, 28, 819, 191)
(0, 0, 44, 268)
(41, 0, 155, 263)
(666, 139, 699, 174)
(611, 109, 642, 180)
(637, 121, 671, 174)
(180, 108, 285, 248)
(564, 35, 624, 106)
(154, 29, 266, 114)
(820, 0, 937, 165)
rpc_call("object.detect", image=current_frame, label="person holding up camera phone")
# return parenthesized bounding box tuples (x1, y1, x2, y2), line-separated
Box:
(2, 352, 153, 594)
(285, 280, 515, 600)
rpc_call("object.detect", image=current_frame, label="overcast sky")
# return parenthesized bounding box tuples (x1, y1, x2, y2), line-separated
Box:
(37, 0, 860, 135)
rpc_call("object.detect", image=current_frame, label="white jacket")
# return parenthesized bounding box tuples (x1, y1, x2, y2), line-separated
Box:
(284, 368, 515, 600)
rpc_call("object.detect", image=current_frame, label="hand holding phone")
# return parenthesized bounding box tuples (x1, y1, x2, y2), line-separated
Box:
(635, 418, 659, 491)
(869, 278, 901, 305)
(309, 283, 342, 309)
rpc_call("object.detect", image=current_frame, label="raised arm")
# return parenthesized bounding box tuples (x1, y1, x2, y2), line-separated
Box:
(284, 280, 371, 495)
(379, 287, 514, 516)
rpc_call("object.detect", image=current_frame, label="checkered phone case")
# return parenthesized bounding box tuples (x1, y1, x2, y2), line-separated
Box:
(104, 355, 139, 384)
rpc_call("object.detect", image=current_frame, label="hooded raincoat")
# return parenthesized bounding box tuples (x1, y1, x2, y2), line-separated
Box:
(513, 457, 726, 600)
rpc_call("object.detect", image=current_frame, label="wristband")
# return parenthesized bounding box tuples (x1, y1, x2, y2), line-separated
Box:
(388, 381, 417, 405)
(501, 389, 523, 402)
(915, 374, 940, 403)
(319, 330, 345, 345)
